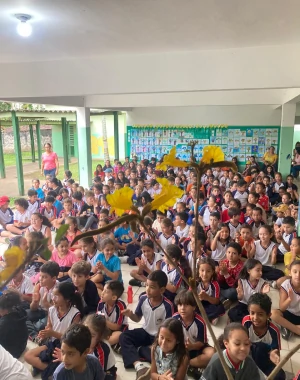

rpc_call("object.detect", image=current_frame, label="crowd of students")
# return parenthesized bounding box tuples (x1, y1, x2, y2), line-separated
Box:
(0, 155, 300, 380)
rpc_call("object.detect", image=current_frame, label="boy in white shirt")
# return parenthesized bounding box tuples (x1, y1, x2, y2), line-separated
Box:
(6, 198, 31, 235)
(174, 212, 190, 244)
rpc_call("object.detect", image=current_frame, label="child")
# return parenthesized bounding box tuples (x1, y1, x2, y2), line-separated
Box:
(84, 314, 117, 380)
(234, 179, 249, 210)
(52, 198, 76, 230)
(26, 212, 52, 246)
(114, 218, 134, 251)
(27, 261, 60, 330)
(119, 270, 173, 378)
(80, 237, 101, 272)
(51, 237, 79, 281)
(217, 242, 244, 306)
(284, 237, 300, 277)
(174, 212, 189, 244)
(199, 195, 220, 228)
(129, 239, 162, 287)
(71, 261, 99, 315)
(236, 224, 255, 259)
(197, 257, 225, 324)
(255, 225, 284, 281)
(275, 216, 297, 264)
(273, 204, 288, 231)
(185, 234, 206, 272)
(271, 260, 300, 340)
(174, 290, 215, 373)
(210, 223, 231, 263)
(226, 207, 242, 239)
(31, 179, 45, 200)
(0, 290, 28, 358)
(228, 259, 269, 323)
(201, 323, 261, 380)
(92, 238, 122, 291)
(242, 293, 285, 380)
(245, 203, 256, 224)
(25, 282, 83, 378)
(27, 189, 40, 216)
(150, 318, 189, 380)
(97, 280, 128, 346)
(205, 212, 221, 249)
(39, 195, 58, 223)
(157, 218, 179, 251)
(6, 198, 31, 235)
(249, 207, 265, 239)
(53, 324, 104, 380)
(8, 268, 34, 305)
(0, 195, 14, 240)
(161, 244, 191, 302)
(65, 216, 82, 258)
(255, 182, 270, 212)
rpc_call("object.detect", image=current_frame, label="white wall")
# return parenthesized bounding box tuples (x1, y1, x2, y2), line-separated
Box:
(126, 105, 282, 126)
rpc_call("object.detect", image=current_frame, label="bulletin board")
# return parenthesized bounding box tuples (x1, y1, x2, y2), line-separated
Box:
(126, 125, 280, 164)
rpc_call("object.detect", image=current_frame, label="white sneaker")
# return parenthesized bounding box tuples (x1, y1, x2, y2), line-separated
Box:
(119, 256, 128, 264)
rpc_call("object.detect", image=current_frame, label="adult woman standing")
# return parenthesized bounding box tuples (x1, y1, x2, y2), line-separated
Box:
(41, 143, 59, 177)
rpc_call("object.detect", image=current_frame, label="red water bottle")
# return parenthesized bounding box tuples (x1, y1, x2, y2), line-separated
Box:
(127, 285, 133, 304)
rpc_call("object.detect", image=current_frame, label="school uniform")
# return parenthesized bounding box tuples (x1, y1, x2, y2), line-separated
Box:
(97, 298, 128, 331)
(39, 206, 57, 220)
(140, 252, 163, 276)
(199, 206, 218, 227)
(173, 312, 209, 359)
(78, 279, 100, 315)
(0, 207, 13, 231)
(94, 340, 117, 379)
(175, 224, 190, 240)
(243, 316, 285, 380)
(12, 209, 31, 228)
(27, 199, 40, 216)
(233, 190, 249, 209)
(277, 231, 297, 262)
(157, 232, 179, 251)
(95, 253, 122, 283)
(197, 281, 225, 321)
(201, 350, 261, 380)
(226, 221, 242, 239)
(119, 294, 173, 368)
(161, 261, 183, 302)
(228, 278, 267, 323)
(254, 240, 284, 281)
(281, 279, 300, 325)
(211, 240, 228, 262)
(247, 220, 265, 239)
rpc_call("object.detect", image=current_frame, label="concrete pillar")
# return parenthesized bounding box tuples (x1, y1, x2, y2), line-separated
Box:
(76, 107, 92, 187)
(278, 103, 296, 177)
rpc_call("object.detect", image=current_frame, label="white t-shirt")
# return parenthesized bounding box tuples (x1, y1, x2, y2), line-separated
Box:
(175, 225, 190, 239)
(13, 209, 31, 223)
(281, 279, 300, 315)
(0, 344, 32, 380)
(9, 274, 34, 294)
(254, 240, 276, 266)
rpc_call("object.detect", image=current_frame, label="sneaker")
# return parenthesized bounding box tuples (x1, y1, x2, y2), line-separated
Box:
(222, 299, 232, 310)
(119, 256, 128, 264)
(188, 367, 203, 380)
(112, 343, 122, 354)
(271, 281, 278, 289)
(211, 318, 219, 326)
(281, 327, 293, 340)
(136, 367, 150, 380)
(129, 279, 142, 287)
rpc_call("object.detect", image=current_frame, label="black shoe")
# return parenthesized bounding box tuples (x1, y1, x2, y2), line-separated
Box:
(112, 343, 122, 354)
(281, 327, 293, 340)
(129, 279, 142, 286)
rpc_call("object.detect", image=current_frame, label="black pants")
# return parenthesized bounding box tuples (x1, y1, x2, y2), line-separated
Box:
(262, 265, 284, 281)
(202, 300, 225, 321)
(228, 302, 248, 323)
(119, 328, 154, 368)
(251, 342, 286, 380)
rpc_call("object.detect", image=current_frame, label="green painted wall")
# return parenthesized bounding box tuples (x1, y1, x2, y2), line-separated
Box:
(278, 126, 294, 176)
(52, 125, 64, 156)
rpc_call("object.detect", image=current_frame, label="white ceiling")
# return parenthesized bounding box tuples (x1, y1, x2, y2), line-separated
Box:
(1, 0, 300, 62)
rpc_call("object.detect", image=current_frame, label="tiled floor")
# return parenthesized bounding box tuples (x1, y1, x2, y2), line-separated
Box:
(0, 242, 299, 379)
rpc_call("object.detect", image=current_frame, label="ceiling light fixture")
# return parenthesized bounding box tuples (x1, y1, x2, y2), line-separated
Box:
(15, 14, 32, 37)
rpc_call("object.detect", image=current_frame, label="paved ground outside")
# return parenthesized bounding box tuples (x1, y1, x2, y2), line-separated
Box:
(0, 158, 78, 197)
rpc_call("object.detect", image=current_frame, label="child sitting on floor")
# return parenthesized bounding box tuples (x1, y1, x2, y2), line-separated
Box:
(97, 280, 128, 347)
(119, 270, 173, 379)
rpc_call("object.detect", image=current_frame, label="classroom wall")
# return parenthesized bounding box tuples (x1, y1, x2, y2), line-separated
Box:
(126, 105, 282, 126)
(293, 125, 300, 148)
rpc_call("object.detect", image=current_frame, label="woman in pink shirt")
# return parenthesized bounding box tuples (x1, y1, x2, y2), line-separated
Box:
(50, 236, 79, 281)
(41, 143, 59, 177)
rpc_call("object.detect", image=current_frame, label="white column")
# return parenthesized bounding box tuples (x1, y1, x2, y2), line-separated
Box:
(76, 107, 92, 188)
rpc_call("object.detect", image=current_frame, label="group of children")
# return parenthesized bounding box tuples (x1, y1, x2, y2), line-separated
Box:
(0, 155, 300, 380)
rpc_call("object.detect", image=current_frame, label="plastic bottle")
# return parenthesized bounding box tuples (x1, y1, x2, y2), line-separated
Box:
(127, 285, 133, 304)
